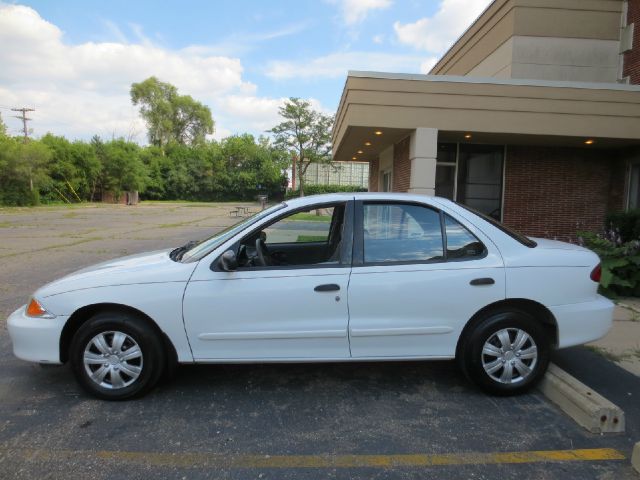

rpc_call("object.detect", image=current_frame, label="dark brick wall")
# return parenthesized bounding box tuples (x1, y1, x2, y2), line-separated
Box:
(393, 137, 411, 192)
(623, 0, 640, 84)
(503, 146, 625, 241)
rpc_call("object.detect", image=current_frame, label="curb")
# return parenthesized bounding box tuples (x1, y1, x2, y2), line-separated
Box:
(537, 363, 625, 434)
(617, 302, 640, 315)
(633, 442, 640, 474)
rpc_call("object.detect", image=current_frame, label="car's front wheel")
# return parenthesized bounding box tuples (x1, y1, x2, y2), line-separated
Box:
(69, 311, 165, 400)
(458, 310, 550, 395)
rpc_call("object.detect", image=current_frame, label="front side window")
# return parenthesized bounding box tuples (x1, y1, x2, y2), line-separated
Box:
(363, 203, 444, 263)
(263, 207, 333, 244)
(235, 203, 347, 268)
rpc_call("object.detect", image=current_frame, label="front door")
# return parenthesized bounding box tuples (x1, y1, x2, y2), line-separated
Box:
(348, 201, 505, 358)
(183, 202, 353, 360)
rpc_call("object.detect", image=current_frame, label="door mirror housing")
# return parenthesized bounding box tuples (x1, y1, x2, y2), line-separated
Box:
(219, 250, 238, 272)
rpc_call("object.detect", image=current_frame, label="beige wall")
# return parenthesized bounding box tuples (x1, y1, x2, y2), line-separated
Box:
(468, 35, 620, 82)
(332, 74, 640, 162)
(430, 0, 624, 82)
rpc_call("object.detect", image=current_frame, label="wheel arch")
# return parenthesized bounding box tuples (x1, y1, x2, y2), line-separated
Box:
(456, 298, 558, 359)
(59, 303, 178, 370)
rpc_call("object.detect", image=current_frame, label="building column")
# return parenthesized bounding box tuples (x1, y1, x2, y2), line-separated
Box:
(408, 127, 438, 196)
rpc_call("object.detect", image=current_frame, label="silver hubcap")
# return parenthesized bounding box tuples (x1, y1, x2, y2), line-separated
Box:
(481, 328, 537, 384)
(83, 331, 143, 390)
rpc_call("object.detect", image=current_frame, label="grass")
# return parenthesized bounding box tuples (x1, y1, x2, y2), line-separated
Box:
(585, 345, 626, 362)
(296, 235, 327, 243)
(287, 212, 332, 222)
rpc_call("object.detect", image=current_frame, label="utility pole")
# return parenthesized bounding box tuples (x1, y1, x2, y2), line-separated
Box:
(12, 107, 34, 143)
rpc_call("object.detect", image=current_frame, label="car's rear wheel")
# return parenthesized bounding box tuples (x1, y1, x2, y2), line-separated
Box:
(69, 311, 165, 400)
(458, 310, 550, 395)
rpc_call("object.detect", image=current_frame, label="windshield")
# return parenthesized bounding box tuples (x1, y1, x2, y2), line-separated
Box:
(457, 203, 537, 248)
(179, 203, 286, 263)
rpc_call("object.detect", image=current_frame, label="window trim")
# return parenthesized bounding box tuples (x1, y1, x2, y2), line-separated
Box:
(211, 200, 354, 272)
(353, 200, 487, 268)
(458, 202, 537, 248)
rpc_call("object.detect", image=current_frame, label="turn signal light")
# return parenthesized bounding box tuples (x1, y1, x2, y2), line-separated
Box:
(590, 264, 601, 283)
(26, 298, 54, 318)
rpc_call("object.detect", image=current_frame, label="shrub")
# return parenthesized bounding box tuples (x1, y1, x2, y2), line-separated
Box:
(578, 230, 640, 297)
(606, 210, 640, 242)
(285, 184, 367, 199)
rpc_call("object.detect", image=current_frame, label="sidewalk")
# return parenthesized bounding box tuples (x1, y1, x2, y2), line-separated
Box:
(587, 297, 640, 377)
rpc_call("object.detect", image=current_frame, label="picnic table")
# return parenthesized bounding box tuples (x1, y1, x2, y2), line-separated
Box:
(229, 206, 254, 217)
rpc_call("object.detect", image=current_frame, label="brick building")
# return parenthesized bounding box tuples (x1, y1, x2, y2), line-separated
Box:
(332, 0, 640, 241)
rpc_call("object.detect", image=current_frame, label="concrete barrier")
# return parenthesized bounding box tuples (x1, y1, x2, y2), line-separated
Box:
(538, 363, 625, 434)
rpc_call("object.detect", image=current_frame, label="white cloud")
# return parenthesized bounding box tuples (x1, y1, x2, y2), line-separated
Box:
(265, 51, 426, 79)
(394, 0, 493, 54)
(0, 4, 313, 141)
(372, 34, 384, 44)
(329, 0, 393, 25)
(420, 58, 439, 74)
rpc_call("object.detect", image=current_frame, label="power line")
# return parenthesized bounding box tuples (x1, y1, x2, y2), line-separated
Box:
(11, 107, 34, 143)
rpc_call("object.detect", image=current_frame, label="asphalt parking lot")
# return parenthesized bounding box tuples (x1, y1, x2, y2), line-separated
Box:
(0, 202, 639, 479)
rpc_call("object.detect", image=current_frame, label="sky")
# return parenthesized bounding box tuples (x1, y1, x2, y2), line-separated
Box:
(0, 0, 493, 143)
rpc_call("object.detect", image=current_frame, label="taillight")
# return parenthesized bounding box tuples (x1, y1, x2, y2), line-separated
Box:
(590, 264, 601, 283)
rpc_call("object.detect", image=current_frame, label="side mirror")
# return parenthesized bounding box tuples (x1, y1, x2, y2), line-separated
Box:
(219, 250, 238, 272)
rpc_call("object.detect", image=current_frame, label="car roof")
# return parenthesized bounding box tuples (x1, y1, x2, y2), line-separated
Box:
(283, 192, 455, 209)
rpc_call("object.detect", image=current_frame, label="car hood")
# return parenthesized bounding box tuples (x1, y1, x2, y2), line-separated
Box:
(37, 249, 198, 298)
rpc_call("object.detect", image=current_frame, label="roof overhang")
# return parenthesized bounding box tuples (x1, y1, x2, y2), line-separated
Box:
(332, 71, 640, 163)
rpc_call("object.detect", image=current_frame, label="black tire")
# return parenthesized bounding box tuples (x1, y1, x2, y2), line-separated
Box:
(457, 309, 550, 396)
(69, 311, 165, 400)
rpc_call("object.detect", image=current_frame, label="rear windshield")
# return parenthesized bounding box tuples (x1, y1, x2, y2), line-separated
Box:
(458, 204, 537, 248)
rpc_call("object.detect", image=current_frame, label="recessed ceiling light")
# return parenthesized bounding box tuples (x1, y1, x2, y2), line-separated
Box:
(374, 130, 383, 135)
(357, 150, 364, 154)
(464, 133, 472, 139)
(364, 141, 372, 146)
(352, 156, 357, 160)
(584, 139, 594, 145)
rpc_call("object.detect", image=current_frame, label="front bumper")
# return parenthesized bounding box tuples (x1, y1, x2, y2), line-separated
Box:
(551, 295, 615, 349)
(7, 305, 68, 364)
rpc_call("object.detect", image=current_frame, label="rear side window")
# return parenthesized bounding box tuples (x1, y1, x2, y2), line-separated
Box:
(445, 214, 485, 259)
(363, 203, 444, 263)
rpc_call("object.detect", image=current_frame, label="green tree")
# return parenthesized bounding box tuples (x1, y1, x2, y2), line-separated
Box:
(130, 76, 215, 149)
(269, 98, 333, 197)
(100, 139, 148, 200)
(220, 134, 287, 200)
(0, 136, 51, 205)
(0, 112, 7, 137)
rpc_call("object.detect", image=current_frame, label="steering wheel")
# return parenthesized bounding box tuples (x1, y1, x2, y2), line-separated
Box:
(255, 238, 272, 266)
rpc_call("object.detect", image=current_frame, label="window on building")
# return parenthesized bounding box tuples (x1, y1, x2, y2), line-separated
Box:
(363, 203, 444, 263)
(435, 143, 456, 200)
(381, 170, 392, 192)
(629, 163, 640, 210)
(434, 143, 504, 221)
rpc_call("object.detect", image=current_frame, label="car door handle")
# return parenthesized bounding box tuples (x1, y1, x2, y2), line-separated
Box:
(314, 284, 340, 292)
(470, 278, 495, 286)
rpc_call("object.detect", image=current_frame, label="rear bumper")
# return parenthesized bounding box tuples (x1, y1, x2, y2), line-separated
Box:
(550, 296, 614, 349)
(6, 305, 67, 364)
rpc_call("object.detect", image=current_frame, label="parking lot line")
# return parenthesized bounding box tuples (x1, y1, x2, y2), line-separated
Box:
(2, 447, 625, 469)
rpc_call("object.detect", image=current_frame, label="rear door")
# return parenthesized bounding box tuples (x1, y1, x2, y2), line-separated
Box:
(347, 200, 505, 358)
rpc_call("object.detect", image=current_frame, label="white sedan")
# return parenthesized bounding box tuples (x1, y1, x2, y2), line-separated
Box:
(7, 193, 614, 400)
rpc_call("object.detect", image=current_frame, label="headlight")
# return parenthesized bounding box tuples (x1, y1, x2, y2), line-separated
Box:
(26, 298, 56, 318)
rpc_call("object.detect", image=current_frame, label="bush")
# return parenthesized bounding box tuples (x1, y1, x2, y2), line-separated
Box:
(579, 230, 640, 297)
(286, 184, 367, 199)
(606, 210, 640, 242)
